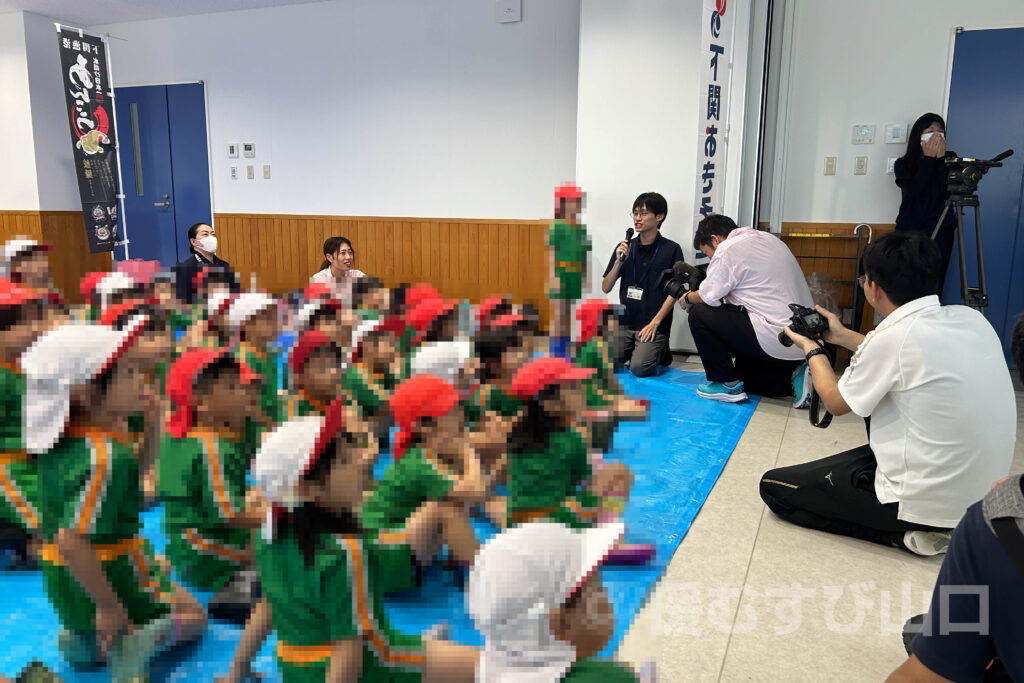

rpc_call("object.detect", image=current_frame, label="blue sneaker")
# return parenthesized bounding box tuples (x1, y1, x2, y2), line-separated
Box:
(697, 381, 748, 403)
(792, 361, 812, 409)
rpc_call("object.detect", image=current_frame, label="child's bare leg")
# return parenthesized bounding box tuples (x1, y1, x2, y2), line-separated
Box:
(170, 584, 207, 645)
(483, 496, 506, 529)
(424, 640, 479, 683)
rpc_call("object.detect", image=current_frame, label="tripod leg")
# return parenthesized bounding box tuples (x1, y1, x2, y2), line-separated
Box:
(955, 205, 969, 305)
(972, 203, 987, 308)
(932, 204, 952, 241)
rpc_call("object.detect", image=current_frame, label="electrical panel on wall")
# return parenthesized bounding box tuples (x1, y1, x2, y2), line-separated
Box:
(852, 125, 876, 145)
(884, 124, 908, 144)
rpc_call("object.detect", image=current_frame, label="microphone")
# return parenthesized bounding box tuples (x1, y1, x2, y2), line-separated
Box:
(619, 228, 634, 262)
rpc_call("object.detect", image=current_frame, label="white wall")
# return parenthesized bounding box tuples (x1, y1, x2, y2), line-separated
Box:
(91, 0, 580, 219)
(779, 0, 1024, 225)
(24, 11, 80, 210)
(0, 11, 39, 210)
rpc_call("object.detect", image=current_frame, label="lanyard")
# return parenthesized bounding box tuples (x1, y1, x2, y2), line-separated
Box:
(632, 237, 662, 287)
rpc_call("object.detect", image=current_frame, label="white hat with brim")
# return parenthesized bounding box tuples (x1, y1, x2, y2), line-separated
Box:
(21, 319, 146, 454)
(227, 292, 276, 331)
(410, 340, 472, 384)
(0, 238, 45, 279)
(95, 271, 137, 310)
(251, 414, 325, 540)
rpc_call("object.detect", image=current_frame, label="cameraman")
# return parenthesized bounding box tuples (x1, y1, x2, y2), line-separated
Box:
(679, 214, 814, 403)
(602, 192, 684, 377)
(761, 232, 1017, 555)
(887, 314, 1024, 683)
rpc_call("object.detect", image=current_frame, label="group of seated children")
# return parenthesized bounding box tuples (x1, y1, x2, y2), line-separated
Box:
(0, 236, 655, 682)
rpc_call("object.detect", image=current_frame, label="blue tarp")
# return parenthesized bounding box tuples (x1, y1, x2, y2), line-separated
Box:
(0, 368, 757, 680)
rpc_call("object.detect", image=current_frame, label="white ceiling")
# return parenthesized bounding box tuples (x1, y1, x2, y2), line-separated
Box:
(0, 0, 333, 27)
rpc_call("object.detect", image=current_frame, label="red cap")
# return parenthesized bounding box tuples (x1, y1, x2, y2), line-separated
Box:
(476, 296, 506, 329)
(290, 329, 335, 377)
(390, 374, 459, 460)
(303, 282, 333, 301)
(491, 313, 525, 329)
(405, 283, 440, 311)
(555, 183, 584, 200)
(98, 297, 159, 327)
(79, 271, 107, 300)
(303, 396, 348, 478)
(351, 315, 407, 364)
(508, 356, 595, 399)
(408, 297, 457, 339)
(576, 299, 612, 345)
(166, 348, 255, 438)
(0, 278, 43, 309)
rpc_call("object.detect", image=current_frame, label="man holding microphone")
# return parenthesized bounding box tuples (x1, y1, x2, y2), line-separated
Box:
(602, 192, 684, 377)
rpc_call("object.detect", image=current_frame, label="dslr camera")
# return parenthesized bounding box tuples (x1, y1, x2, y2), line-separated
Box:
(655, 261, 707, 300)
(944, 149, 1013, 197)
(778, 304, 829, 347)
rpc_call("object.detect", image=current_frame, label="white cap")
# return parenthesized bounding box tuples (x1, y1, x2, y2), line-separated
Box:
(250, 414, 325, 540)
(294, 299, 326, 333)
(21, 319, 147, 454)
(226, 292, 276, 331)
(0, 238, 41, 278)
(468, 521, 624, 682)
(95, 271, 136, 310)
(410, 340, 472, 384)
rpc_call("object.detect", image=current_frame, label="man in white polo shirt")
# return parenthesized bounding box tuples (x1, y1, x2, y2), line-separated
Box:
(760, 232, 1016, 556)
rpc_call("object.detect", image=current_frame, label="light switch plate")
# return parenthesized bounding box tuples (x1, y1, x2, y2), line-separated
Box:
(263, 164, 271, 180)
(854, 156, 868, 175)
(230, 166, 238, 180)
(824, 156, 837, 176)
(886, 156, 897, 174)
(852, 125, 876, 145)
(246, 165, 255, 180)
(884, 124, 907, 144)
(227, 143, 238, 159)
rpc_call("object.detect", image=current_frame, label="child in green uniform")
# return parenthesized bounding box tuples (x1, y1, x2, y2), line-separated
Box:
(574, 300, 649, 453)
(472, 325, 531, 421)
(361, 373, 487, 577)
(504, 357, 633, 528)
(344, 317, 405, 447)
(352, 276, 392, 322)
(548, 183, 591, 358)
(469, 521, 642, 682)
(295, 285, 357, 352)
(220, 398, 479, 683)
(287, 330, 345, 419)
(22, 321, 206, 679)
(161, 348, 266, 624)
(0, 280, 47, 568)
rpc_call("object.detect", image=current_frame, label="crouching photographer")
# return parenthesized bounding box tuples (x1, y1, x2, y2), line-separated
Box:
(678, 214, 816, 403)
(760, 232, 1017, 556)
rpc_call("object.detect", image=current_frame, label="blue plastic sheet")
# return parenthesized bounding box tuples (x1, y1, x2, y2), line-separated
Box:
(0, 367, 757, 679)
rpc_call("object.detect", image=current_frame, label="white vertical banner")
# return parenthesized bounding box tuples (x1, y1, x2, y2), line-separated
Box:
(693, 0, 735, 261)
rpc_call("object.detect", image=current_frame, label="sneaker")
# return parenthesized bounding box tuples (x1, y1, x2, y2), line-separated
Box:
(696, 381, 748, 403)
(208, 569, 261, 624)
(792, 362, 812, 409)
(903, 530, 953, 556)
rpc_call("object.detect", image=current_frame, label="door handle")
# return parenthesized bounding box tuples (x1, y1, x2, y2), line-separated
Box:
(154, 193, 171, 208)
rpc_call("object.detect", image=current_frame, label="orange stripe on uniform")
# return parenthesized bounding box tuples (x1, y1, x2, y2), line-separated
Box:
(75, 438, 110, 536)
(201, 436, 236, 520)
(342, 536, 426, 668)
(184, 528, 248, 564)
(0, 463, 38, 531)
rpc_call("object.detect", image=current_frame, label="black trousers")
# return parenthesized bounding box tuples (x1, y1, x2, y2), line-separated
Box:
(687, 303, 800, 397)
(760, 444, 948, 547)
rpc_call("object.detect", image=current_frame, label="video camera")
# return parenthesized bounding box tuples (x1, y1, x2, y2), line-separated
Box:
(655, 261, 707, 300)
(778, 304, 829, 347)
(945, 149, 1014, 197)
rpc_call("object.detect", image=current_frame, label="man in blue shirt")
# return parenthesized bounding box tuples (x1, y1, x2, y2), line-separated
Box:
(887, 314, 1024, 683)
(601, 192, 684, 377)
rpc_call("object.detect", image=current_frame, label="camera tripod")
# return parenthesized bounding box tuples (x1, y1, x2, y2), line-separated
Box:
(931, 193, 988, 311)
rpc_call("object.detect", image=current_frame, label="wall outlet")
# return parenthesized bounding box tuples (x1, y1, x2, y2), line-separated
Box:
(263, 164, 271, 180)
(246, 165, 255, 180)
(824, 156, 837, 176)
(854, 156, 868, 175)
(886, 157, 897, 174)
(230, 166, 238, 180)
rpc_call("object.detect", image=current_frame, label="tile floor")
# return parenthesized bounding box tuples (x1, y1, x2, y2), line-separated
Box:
(616, 354, 1024, 683)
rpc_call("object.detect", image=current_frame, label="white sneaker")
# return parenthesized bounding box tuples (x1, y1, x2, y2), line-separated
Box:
(903, 530, 953, 556)
(792, 361, 812, 409)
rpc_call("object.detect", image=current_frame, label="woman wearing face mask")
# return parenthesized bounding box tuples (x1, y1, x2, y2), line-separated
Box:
(174, 222, 239, 304)
(894, 113, 956, 294)
(309, 236, 366, 306)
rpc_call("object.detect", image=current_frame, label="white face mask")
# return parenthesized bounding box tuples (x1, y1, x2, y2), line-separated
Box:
(921, 131, 945, 143)
(197, 235, 218, 254)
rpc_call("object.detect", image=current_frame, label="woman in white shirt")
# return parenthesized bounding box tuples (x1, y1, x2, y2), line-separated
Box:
(308, 236, 366, 305)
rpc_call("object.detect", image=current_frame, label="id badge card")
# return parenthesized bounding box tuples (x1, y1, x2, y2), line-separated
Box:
(626, 286, 644, 301)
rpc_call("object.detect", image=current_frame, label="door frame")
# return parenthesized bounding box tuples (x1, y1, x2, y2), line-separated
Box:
(114, 79, 217, 236)
(942, 21, 1024, 116)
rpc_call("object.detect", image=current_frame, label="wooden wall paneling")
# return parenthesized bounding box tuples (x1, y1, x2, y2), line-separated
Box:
(425, 222, 441, 296)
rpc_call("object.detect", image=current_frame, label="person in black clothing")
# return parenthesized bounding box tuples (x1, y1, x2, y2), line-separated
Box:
(601, 192, 683, 377)
(894, 113, 956, 295)
(174, 222, 239, 303)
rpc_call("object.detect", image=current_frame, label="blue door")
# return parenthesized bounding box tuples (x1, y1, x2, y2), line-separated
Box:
(114, 83, 212, 267)
(943, 27, 1024, 366)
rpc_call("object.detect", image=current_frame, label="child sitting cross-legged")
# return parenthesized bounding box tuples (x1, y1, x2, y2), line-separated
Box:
(219, 398, 480, 682)
(23, 321, 207, 679)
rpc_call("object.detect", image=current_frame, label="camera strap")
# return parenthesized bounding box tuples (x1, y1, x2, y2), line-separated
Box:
(808, 343, 836, 429)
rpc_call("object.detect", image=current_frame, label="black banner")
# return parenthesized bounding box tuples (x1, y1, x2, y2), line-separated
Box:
(57, 28, 119, 254)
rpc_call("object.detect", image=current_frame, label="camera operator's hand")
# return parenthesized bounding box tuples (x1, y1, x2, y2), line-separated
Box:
(782, 326, 819, 355)
(922, 133, 946, 158)
(615, 240, 631, 262)
(814, 305, 846, 345)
